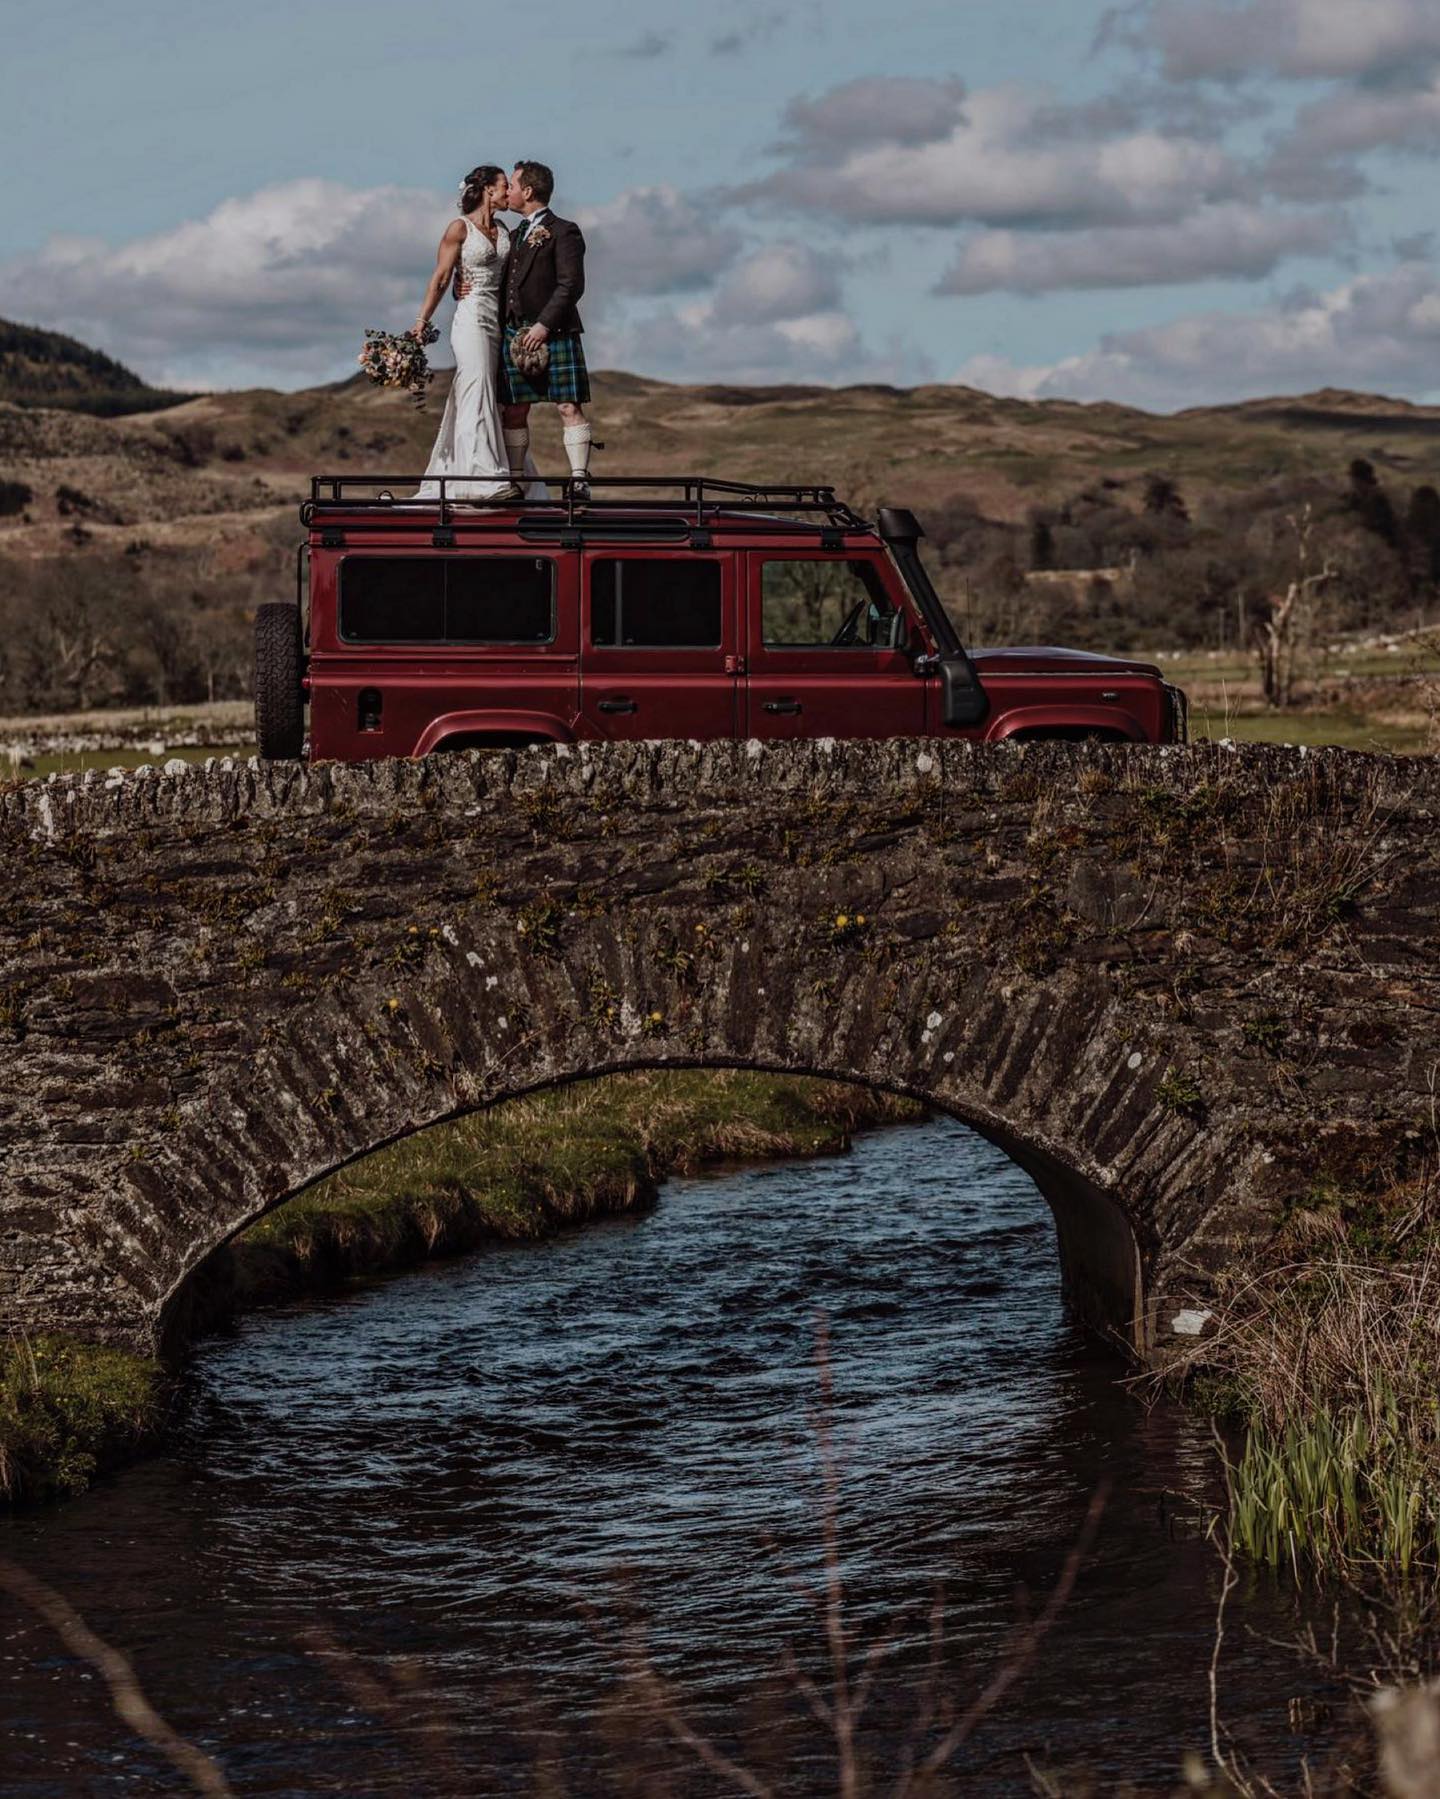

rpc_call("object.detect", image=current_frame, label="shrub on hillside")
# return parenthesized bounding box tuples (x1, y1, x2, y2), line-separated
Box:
(0, 479, 32, 517)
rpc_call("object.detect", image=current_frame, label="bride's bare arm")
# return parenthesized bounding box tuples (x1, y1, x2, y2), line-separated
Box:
(412, 222, 466, 338)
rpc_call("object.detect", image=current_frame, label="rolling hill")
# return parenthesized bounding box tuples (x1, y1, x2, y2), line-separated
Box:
(0, 324, 1436, 744)
(5, 347, 1440, 552)
(0, 319, 191, 418)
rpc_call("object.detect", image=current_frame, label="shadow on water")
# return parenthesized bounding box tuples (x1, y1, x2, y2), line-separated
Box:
(1, 1116, 1350, 1795)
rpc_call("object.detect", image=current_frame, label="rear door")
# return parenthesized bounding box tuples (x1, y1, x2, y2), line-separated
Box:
(579, 551, 738, 740)
(743, 553, 925, 739)
(315, 549, 577, 757)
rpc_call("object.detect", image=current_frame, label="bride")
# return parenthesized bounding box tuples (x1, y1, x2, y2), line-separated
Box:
(412, 165, 544, 502)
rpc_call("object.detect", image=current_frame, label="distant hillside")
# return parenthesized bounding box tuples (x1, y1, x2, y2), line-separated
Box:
(0, 319, 191, 418)
(3, 317, 1440, 719)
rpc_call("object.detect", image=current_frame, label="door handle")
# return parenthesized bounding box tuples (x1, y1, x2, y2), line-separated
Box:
(764, 699, 802, 715)
(598, 697, 637, 714)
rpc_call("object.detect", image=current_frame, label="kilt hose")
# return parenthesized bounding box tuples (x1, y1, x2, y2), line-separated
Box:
(501, 326, 591, 406)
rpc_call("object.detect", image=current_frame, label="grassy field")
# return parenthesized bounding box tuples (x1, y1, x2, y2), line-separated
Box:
(13, 741, 253, 780)
(1164, 638, 1439, 754)
(2, 1071, 920, 1504)
(1190, 705, 1429, 754)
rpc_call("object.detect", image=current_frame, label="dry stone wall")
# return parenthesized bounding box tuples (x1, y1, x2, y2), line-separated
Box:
(1, 738, 1437, 1360)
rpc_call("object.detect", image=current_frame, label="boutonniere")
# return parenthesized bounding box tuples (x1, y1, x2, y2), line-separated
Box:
(525, 225, 552, 250)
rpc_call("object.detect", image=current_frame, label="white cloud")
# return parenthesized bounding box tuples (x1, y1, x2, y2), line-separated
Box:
(0, 179, 447, 386)
(939, 202, 1346, 294)
(1107, 0, 1440, 82)
(0, 178, 747, 389)
(590, 245, 917, 385)
(575, 185, 743, 295)
(776, 76, 968, 151)
(954, 262, 1440, 410)
(745, 82, 1244, 227)
(1276, 71, 1440, 162)
(709, 243, 839, 323)
(592, 302, 926, 387)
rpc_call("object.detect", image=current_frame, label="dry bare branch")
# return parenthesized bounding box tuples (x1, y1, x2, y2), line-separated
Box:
(0, 1555, 235, 1798)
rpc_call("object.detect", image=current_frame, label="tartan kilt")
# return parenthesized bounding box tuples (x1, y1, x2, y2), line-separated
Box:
(501, 325, 591, 406)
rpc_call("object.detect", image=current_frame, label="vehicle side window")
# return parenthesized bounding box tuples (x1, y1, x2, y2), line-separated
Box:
(340, 557, 554, 644)
(591, 560, 721, 648)
(761, 559, 904, 650)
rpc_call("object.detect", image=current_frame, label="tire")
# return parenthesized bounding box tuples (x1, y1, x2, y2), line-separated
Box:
(254, 602, 304, 759)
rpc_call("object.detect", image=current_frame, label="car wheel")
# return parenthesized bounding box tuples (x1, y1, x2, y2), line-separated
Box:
(254, 602, 304, 759)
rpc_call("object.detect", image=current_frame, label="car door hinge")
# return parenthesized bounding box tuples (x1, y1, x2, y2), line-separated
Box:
(724, 654, 746, 676)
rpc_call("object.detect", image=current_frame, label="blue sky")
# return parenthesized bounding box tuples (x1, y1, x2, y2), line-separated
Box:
(3, 0, 1439, 409)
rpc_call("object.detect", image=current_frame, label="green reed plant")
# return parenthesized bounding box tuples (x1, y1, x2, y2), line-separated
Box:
(1230, 1398, 1438, 1578)
(1175, 1239, 1440, 1578)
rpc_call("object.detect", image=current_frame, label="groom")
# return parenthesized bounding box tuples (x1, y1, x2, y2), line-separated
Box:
(497, 160, 593, 494)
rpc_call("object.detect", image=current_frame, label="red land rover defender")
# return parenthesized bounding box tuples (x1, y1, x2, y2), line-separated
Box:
(254, 476, 1188, 760)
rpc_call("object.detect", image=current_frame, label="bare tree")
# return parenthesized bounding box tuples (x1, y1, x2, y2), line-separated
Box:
(1251, 505, 1337, 709)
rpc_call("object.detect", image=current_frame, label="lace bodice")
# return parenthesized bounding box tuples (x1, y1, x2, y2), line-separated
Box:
(457, 216, 508, 301)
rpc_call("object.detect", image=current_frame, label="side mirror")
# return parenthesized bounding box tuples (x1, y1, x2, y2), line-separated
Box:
(939, 653, 989, 727)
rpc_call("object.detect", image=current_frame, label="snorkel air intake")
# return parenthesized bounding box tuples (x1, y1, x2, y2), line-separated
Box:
(877, 508, 989, 728)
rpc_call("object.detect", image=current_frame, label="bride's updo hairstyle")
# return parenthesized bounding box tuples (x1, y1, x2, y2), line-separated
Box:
(458, 165, 504, 213)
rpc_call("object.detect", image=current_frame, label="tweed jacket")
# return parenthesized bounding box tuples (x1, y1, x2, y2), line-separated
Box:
(506, 212, 586, 336)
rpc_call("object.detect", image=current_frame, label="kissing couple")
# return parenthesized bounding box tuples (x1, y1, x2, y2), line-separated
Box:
(413, 159, 592, 502)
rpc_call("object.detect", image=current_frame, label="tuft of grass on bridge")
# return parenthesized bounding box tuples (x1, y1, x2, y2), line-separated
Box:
(223, 1070, 922, 1310)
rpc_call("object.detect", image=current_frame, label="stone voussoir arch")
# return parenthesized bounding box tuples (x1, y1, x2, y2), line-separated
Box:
(2, 737, 1437, 1363)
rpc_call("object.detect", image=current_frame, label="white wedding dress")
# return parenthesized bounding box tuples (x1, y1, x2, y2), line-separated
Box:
(415, 217, 544, 501)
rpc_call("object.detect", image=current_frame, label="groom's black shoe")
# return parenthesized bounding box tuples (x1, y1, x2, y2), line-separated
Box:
(569, 475, 591, 504)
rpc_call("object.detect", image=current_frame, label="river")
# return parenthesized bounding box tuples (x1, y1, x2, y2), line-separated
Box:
(2, 1115, 1347, 1795)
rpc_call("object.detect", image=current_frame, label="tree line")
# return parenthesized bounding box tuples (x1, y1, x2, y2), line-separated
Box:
(0, 519, 292, 716)
(924, 457, 1440, 689)
(1, 454, 1437, 717)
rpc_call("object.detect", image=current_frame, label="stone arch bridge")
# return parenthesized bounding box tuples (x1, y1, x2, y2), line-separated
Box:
(1, 740, 1436, 1363)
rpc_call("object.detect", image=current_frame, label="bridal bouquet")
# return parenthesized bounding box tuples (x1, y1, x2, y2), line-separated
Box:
(357, 323, 440, 409)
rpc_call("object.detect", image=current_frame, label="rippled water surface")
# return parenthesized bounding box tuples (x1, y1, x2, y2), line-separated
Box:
(2, 1117, 1343, 1795)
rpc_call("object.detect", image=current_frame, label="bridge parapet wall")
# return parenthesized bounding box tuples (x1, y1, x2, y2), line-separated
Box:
(2, 739, 1437, 1358)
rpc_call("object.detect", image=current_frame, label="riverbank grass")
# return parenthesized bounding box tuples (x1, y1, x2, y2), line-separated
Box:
(4, 1072, 920, 1504)
(1184, 1225, 1440, 1578)
(225, 1070, 921, 1307)
(0, 1336, 164, 1503)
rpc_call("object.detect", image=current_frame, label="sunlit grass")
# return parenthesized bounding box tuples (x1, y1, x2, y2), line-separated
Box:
(1180, 1243, 1440, 1578)
(230, 1070, 923, 1304)
(13, 742, 254, 781)
(1190, 707, 1429, 754)
(0, 1336, 162, 1503)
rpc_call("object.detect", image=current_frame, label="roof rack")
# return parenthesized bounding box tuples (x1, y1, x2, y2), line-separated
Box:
(301, 473, 871, 537)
